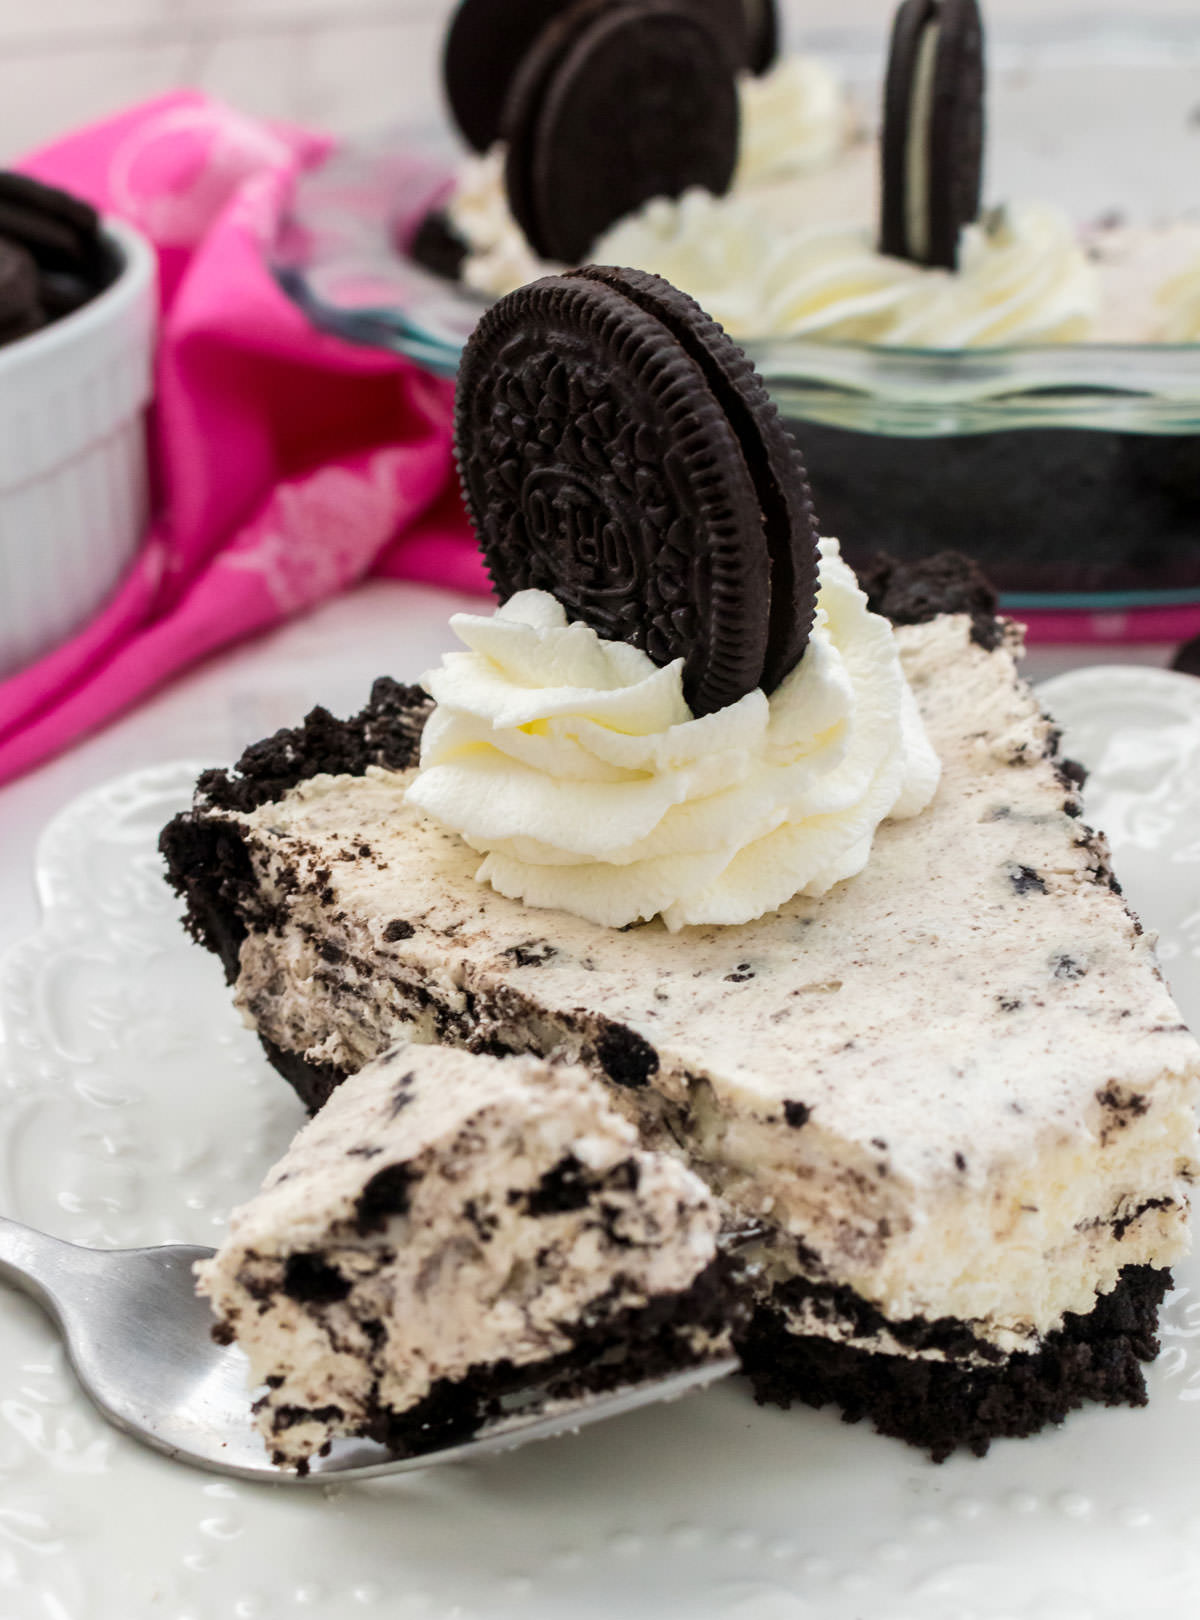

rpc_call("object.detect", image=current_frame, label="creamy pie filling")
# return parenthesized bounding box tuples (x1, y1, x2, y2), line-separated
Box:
(217, 616, 1200, 1362)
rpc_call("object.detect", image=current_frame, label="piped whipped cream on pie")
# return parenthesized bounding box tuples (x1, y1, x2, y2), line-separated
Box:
(406, 540, 940, 930)
(445, 54, 859, 302)
(733, 55, 853, 185)
(446, 144, 1099, 348)
(1158, 265, 1200, 341)
(594, 199, 1098, 345)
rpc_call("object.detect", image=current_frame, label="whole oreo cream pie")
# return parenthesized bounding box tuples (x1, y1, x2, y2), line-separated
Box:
(424, 0, 1199, 350)
(416, 0, 871, 314)
(164, 269, 1200, 1461)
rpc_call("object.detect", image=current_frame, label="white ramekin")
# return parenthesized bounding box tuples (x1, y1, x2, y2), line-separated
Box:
(0, 216, 157, 682)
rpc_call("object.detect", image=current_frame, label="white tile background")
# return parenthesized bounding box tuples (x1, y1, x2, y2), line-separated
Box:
(0, 0, 1189, 162)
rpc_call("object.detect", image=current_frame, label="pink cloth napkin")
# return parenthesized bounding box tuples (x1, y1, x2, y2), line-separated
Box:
(0, 93, 488, 788)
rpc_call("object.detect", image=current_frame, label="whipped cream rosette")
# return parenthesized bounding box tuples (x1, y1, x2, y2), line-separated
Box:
(408, 545, 939, 930)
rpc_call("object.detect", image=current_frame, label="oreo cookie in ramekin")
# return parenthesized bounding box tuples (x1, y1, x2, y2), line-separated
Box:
(0, 205, 157, 680)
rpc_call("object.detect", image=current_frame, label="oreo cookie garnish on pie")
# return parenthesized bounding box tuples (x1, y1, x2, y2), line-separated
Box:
(879, 0, 985, 270)
(742, 0, 779, 75)
(455, 265, 819, 717)
(502, 0, 740, 265)
(443, 0, 751, 154)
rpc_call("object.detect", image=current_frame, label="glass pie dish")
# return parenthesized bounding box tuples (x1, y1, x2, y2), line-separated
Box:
(271, 10, 1200, 641)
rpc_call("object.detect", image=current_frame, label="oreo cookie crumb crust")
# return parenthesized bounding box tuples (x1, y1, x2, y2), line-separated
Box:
(1171, 633, 1200, 678)
(856, 549, 1001, 650)
(456, 266, 818, 714)
(280, 1257, 736, 1472)
(502, 1, 739, 264)
(409, 207, 471, 284)
(738, 1264, 1170, 1462)
(159, 677, 429, 987)
(187, 676, 429, 816)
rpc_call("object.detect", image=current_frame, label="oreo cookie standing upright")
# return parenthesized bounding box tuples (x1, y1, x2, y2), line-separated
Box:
(455, 266, 819, 717)
(443, 0, 751, 154)
(742, 0, 779, 75)
(879, 0, 985, 270)
(502, 0, 740, 265)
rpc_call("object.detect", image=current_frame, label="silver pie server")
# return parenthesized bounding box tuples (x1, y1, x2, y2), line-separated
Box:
(0, 1213, 737, 1484)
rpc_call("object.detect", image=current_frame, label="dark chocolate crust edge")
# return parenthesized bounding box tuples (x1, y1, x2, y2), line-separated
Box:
(270, 1257, 736, 1474)
(159, 676, 432, 982)
(737, 1263, 1171, 1463)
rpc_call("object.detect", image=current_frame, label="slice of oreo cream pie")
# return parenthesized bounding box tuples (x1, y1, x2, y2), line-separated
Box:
(165, 269, 1200, 1460)
(199, 1043, 729, 1471)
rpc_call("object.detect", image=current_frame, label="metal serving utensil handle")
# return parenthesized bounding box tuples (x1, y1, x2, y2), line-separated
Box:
(0, 1212, 79, 1320)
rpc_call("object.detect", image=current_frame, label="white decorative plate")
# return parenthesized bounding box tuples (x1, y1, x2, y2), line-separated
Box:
(1, 666, 1200, 1620)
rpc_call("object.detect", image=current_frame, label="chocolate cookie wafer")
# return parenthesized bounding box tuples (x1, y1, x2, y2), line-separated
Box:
(502, 0, 740, 265)
(879, 0, 985, 270)
(455, 266, 818, 715)
(443, 0, 751, 153)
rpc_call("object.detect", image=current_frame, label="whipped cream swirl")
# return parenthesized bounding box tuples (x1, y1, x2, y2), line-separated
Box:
(406, 542, 941, 931)
(734, 56, 852, 185)
(1156, 260, 1200, 341)
(881, 203, 1099, 346)
(447, 146, 551, 298)
(600, 200, 1099, 346)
